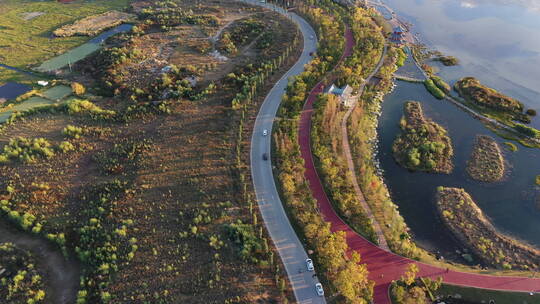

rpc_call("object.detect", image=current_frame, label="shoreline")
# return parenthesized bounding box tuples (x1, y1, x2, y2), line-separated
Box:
(362, 0, 540, 273)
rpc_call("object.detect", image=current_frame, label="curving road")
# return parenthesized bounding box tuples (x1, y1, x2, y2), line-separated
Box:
(243, 0, 326, 303)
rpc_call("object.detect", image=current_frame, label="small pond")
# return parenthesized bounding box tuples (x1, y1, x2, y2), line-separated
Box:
(0, 82, 31, 100)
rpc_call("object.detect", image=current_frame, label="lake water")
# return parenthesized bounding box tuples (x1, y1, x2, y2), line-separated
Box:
(0, 82, 30, 100)
(377, 79, 540, 260)
(383, 0, 540, 128)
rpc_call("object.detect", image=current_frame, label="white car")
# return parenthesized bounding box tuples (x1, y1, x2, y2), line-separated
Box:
(310, 35, 314, 40)
(315, 283, 324, 296)
(306, 258, 314, 271)
(262, 129, 268, 136)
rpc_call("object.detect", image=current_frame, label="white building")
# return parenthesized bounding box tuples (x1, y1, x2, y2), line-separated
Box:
(326, 84, 357, 108)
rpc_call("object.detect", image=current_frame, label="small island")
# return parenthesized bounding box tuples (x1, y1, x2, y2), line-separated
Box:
(435, 55, 459, 66)
(392, 101, 454, 174)
(466, 135, 505, 182)
(454, 77, 532, 123)
(437, 187, 540, 270)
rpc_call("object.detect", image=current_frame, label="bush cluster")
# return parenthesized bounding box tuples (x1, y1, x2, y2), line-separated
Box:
(0, 243, 46, 304)
(424, 78, 445, 99)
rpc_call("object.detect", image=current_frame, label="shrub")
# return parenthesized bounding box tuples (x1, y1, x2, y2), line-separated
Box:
(71, 82, 86, 96)
(65, 99, 116, 119)
(63, 125, 85, 139)
(526, 109, 537, 116)
(396, 47, 407, 67)
(226, 222, 263, 263)
(58, 141, 76, 153)
(514, 123, 540, 138)
(1, 137, 55, 163)
(430, 76, 451, 93)
(504, 142, 518, 152)
(424, 79, 445, 99)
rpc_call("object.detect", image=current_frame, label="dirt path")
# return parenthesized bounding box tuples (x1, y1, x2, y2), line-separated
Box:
(340, 42, 389, 251)
(0, 222, 81, 304)
(298, 19, 540, 304)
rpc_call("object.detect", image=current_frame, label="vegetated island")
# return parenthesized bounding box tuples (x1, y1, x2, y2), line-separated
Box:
(424, 76, 450, 99)
(437, 187, 540, 270)
(466, 135, 505, 182)
(435, 55, 459, 66)
(393, 101, 454, 174)
(454, 77, 532, 124)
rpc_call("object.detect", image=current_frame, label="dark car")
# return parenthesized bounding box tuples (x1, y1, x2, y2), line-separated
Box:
(262, 153, 268, 160)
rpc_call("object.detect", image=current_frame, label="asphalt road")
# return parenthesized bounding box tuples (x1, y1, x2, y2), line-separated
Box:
(243, 0, 326, 303)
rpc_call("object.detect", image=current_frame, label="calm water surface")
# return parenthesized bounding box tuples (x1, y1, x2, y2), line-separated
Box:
(383, 0, 540, 127)
(377, 81, 540, 256)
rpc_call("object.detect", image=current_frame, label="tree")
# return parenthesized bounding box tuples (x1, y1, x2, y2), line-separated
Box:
(334, 252, 373, 303)
(71, 82, 86, 96)
(401, 263, 419, 286)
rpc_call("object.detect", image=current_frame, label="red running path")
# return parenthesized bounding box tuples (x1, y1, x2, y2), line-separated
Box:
(298, 27, 540, 304)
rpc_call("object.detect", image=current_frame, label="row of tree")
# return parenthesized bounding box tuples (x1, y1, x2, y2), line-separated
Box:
(274, 3, 374, 303)
(311, 94, 378, 242)
(348, 47, 422, 258)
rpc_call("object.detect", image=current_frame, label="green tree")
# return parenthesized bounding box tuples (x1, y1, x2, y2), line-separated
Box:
(401, 263, 419, 286)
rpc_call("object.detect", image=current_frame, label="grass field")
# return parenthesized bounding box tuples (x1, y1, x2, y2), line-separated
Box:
(0, 67, 37, 86)
(0, 0, 129, 69)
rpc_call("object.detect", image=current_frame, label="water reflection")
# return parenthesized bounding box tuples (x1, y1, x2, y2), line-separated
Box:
(377, 80, 540, 256)
(383, 0, 540, 125)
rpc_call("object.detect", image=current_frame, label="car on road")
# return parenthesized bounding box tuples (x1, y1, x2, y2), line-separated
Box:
(262, 129, 268, 136)
(306, 258, 314, 271)
(262, 153, 268, 160)
(309, 35, 314, 40)
(315, 283, 324, 296)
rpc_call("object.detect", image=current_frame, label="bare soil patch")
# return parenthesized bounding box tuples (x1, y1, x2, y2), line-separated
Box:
(53, 10, 134, 37)
(21, 11, 44, 21)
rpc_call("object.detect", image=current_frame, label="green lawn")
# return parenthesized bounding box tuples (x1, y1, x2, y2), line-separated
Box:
(436, 284, 540, 304)
(0, 67, 37, 86)
(0, 85, 73, 123)
(0, 96, 54, 123)
(0, 0, 129, 69)
(36, 42, 101, 72)
(42, 85, 72, 100)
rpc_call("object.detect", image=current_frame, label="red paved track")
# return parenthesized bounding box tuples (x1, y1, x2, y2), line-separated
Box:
(298, 27, 540, 304)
